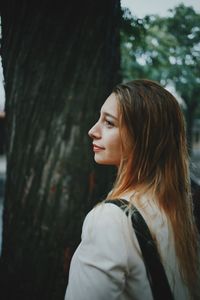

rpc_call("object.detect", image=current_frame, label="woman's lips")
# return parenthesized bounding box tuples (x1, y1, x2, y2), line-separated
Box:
(93, 144, 105, 152)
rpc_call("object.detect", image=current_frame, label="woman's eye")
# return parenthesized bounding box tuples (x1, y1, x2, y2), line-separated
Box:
(105, 120, 114, 127)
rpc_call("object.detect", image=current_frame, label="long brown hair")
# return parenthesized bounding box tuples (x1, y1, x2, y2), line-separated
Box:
(108, 79, 199, 293)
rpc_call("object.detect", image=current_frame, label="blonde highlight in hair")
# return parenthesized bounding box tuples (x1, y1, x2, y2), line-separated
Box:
(108, 79, 199, 294)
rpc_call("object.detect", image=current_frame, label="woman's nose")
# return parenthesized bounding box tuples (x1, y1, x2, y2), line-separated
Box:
(88, 122, 101, 139)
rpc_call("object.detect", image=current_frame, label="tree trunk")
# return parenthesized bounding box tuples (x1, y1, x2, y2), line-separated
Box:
(0, 1, 121, 299)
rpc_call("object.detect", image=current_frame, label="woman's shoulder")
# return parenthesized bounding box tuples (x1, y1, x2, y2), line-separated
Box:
(78, 201, 133, 267)
(84, 201, 128, 227)
(81, 200, 131, 241)
(82, 199, 144, 253)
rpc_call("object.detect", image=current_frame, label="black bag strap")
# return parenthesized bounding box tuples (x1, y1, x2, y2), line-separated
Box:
(105, 198, 174, 300)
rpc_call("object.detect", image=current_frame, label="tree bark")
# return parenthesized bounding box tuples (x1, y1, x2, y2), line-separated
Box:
(0, 1, 121, 299)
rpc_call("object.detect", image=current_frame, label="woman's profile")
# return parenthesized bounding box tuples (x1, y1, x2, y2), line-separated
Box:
(65, 79, 200, 300)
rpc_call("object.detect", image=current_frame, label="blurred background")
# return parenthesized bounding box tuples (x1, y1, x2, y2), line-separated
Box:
(0, 0, 199, 299)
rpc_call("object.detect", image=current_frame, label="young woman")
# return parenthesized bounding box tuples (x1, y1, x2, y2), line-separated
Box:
(65, 80, 200, 300)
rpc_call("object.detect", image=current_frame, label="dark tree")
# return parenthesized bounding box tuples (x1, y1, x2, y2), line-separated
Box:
(0, 114, 6, 154)
(0, 1, 121, 299)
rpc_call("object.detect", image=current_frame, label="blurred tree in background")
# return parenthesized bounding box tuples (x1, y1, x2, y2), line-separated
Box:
(121, 4, 200, 150)
(0, 1, 121, 299)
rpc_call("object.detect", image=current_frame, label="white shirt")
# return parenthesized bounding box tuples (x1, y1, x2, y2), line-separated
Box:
(65, 197, 190, 300)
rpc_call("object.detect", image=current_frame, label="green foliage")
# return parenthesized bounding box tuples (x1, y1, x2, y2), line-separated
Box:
(165, 5, 200, 111)
(121, 4, 200, 98)
(121, 4, 200, 146)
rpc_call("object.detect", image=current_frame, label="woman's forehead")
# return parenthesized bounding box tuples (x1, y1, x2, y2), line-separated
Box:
(101, 93, 119, 119)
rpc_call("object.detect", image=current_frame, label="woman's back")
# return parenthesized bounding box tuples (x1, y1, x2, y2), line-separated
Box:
(66, 195, 191, 300)
(121, 194, 190, 300)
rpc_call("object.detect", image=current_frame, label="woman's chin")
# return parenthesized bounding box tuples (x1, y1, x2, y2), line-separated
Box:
(94, 156, 108, 165)
(94, 157, 118, 166)
(94, 158, 107, 165)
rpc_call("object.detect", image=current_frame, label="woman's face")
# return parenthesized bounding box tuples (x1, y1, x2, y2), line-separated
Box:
(88, 93, 122, 167)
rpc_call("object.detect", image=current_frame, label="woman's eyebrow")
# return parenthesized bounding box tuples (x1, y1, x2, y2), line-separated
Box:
(100, 111, 118, 120)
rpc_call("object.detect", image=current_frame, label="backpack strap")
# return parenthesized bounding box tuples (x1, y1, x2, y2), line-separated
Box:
(105, 198, 174, 300)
